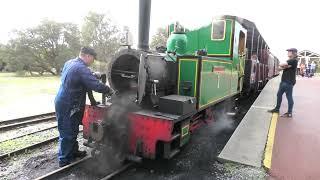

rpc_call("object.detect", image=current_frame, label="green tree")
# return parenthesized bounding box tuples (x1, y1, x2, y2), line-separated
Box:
(150, 27, 168, 50)
(6, 20, 81, 75)
(81, 12, 120, 63)
(0, 44, 6, 71)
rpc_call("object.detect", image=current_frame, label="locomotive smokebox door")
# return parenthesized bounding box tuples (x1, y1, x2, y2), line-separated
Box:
(159, 95, 196, 115)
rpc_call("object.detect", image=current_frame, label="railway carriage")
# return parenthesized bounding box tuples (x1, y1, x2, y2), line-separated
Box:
(82, 0, 279, 161)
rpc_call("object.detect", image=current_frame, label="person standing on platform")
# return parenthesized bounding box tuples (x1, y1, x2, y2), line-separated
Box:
(55, 47, 114, 167)
(311, 61, 316, 77)
(300, 63, 305, 77)
(268, 48, 298, 117)
(307, 63, 311, 77)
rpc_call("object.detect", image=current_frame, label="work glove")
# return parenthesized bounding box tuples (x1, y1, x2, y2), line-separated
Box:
(93, 72, 102, 79)
(106, 87, 118, 98)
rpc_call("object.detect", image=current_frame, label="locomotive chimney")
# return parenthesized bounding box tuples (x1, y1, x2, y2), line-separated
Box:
(138, 0, 151, 51)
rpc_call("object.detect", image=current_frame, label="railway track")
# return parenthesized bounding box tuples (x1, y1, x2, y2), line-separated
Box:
(0, 112, 61, 160)
(0, 125, 58, 143)
(0, 112, 56, 131)
(35, 156, 134, 180)
(0, 135, 59, 160)
(0, 129, 83, 160)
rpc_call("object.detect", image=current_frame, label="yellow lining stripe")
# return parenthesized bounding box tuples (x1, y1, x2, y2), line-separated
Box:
(202, 59, 232, 64)
(263, 112, 278, 169)
(181, 124, 190, 138)
(177, 59, 198, 97)
(178, 60, 181, 94)
(199, 92, 237, 109)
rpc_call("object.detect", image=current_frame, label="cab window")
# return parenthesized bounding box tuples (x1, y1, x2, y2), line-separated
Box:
(211, 20, 226, 40)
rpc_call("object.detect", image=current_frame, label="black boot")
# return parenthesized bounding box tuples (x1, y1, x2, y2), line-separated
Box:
(74, 150, 87, 158)
(281, 112, 292, 118)
(59, 161, 70, 167)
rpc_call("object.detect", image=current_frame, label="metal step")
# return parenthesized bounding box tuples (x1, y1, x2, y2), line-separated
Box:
(168, 149, 180, 159)
(170, 133, 181, 141)
(126, 155, 142, 163)
(226, 112, 236, 116)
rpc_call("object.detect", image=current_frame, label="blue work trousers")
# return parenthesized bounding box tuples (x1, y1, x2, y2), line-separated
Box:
(55, 101, 82, 164)
(275, 81, 294, 113)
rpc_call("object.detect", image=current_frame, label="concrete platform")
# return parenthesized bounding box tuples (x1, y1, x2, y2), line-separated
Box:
(269, 77, 320, 179)
(218, 76, 280, 167)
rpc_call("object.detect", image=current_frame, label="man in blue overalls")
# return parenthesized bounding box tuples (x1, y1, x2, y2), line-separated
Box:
(55, 47, 112, 167)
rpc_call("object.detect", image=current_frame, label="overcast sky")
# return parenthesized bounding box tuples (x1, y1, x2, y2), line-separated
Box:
(0, 0, 318, 61)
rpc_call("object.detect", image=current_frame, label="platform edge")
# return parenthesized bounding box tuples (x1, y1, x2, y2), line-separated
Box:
(263, 112, 278, 169)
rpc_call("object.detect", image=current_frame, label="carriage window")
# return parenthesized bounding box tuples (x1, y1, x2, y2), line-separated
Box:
(211, 20, 226, 40)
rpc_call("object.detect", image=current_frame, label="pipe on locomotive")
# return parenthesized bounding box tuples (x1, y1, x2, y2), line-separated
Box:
(138, 0, 151, 51)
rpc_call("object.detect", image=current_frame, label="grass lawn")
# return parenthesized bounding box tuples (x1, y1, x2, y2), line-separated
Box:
(0, 72, 60, 119)
(0, 73, 60, 107)
(0, 73, 103, 119)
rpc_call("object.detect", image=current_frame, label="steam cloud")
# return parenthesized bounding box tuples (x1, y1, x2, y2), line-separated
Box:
(210, 102, 236, 135)
(93, 92, 139, 173)
(211, 112, 234, 135)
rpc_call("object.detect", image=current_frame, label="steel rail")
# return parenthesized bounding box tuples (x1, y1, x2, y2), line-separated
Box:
(0, 116, 56, 131)
(34, 158, 133, 180)
(0, 130, 83, 160)
(0, 112, 55, 125)
(100, 163, 134, 180)
(0, 125, 58, 143)
(0, 135, 59, 160)
(34, 156, 91, 180)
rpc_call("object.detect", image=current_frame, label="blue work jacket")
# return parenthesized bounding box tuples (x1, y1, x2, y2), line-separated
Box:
(55, 58, 109, 117)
